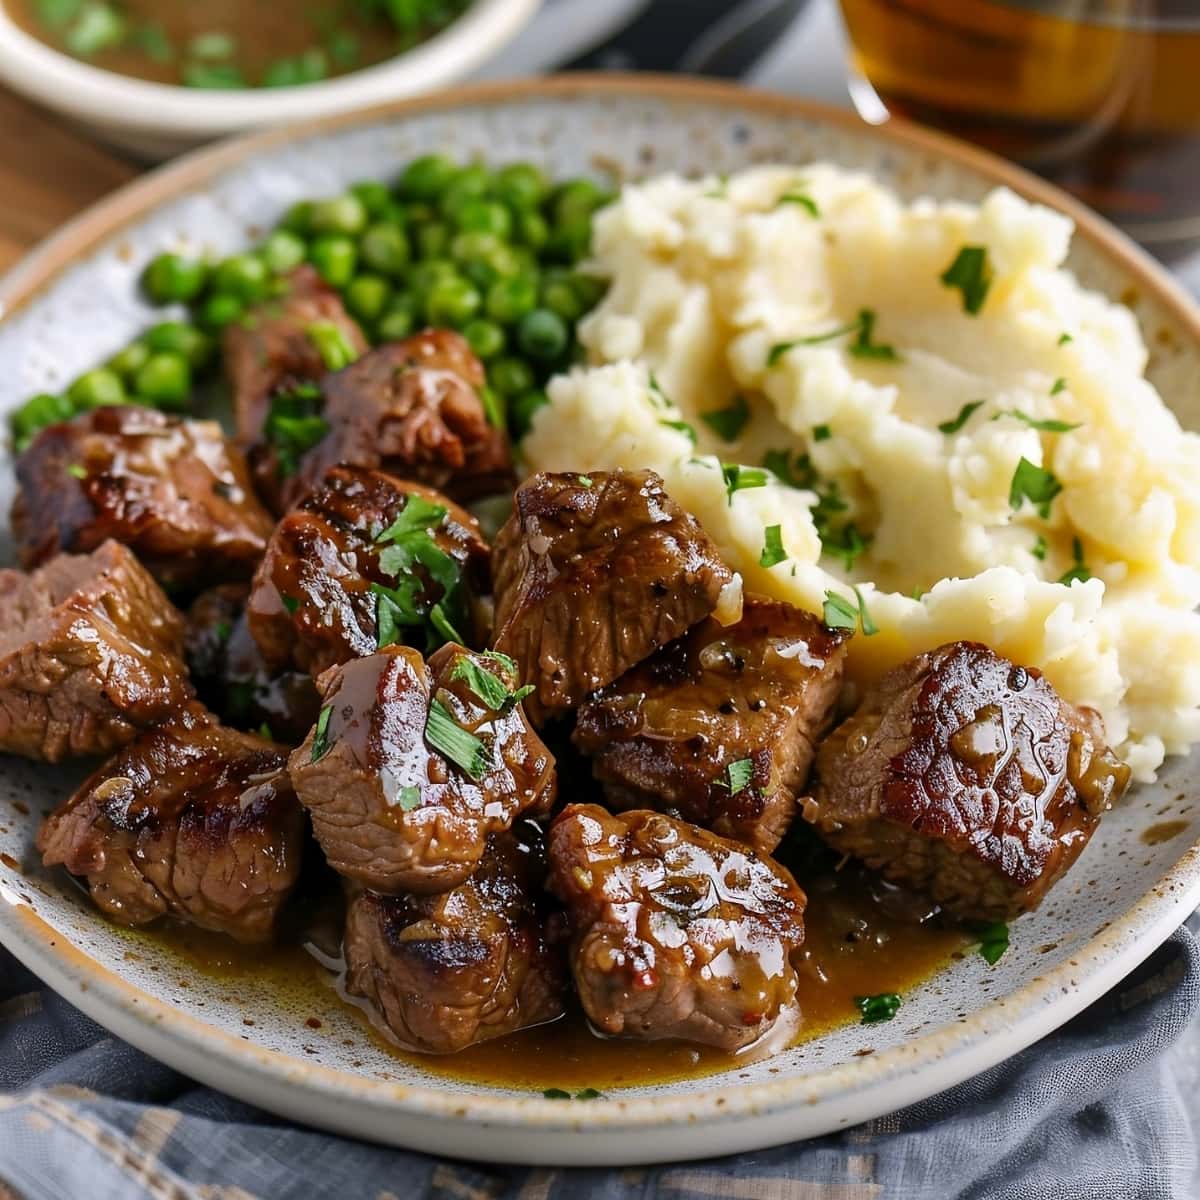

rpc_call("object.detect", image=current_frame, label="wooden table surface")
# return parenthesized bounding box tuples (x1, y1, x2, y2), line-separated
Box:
(0, 88, 138, 273)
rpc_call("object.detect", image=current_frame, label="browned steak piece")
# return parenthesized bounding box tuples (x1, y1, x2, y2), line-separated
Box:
(185, 584, 321, 746)
(223, 264, 367, 448)
(492, 470, 737, 724)
(803, 641, 1131, 920)
(343, 823, 565, 1053)
(246, 464, 489, 679)
(11, 405, 274, 589)
(547, 804, 807, 1052)
(0, 541, 193, 762)
(262, 330, 514, 513)
(289, 642, 555, 895)
(574, 596, 848, 853)
(37, 704, 304, 943)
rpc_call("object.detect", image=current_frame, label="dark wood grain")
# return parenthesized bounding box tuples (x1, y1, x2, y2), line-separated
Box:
(0, 88, 138, 273)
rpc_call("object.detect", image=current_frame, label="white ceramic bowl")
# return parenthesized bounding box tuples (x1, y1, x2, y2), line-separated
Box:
(0, 0, 540, 159)
(0, 76, 1198, 1167)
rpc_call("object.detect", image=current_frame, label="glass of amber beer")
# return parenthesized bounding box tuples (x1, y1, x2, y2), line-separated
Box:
(837, 0, 1200, 258)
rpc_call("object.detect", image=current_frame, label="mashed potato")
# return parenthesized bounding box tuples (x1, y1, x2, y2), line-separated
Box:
(522, 166, 1200, 781)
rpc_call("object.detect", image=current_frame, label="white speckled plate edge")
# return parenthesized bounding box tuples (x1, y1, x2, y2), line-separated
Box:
(1, 75, 1199, 1166)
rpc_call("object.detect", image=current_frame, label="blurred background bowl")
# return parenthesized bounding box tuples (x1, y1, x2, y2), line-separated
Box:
(0, 0, 541, 160)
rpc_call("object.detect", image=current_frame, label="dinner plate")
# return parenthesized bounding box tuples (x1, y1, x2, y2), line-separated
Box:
(1, 76, 1198, 1167)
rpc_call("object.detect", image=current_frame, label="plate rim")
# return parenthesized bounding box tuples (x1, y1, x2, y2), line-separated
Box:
(2, 72, 1199, 1155)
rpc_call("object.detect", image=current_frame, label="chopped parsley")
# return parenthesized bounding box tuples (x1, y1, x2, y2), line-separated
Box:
(700, 394, 750, 442)
(394, 785, 422, 812)
(1058, 332, 1074, 346)
(938, 400, 984, 435)
(281, 595, 300, 615)
(425, 697, 488, 780)
(849, 309, 900, 362)
(939, 245, 992, 315)
(971, 920, 1010, 966)
(1058, 537, 1091, 585)
(762, 448, 814, 489)
(721, 463, 769, 505)
(1002, 409, 1081, 434)
(311, 705, 332, 762)
(722, 758, 754, 794)
(1009, 457, 1062, 518)
(1050, 377, 1068, 396)
(256, 722, 273, 740)
(777, 192, 820, 217)
(647, 371, 671, 410)
(759, 524, 788, 568)
(822, 522, 870, 572)
(813, 423, 831, 442)
(1031, 534, 1048, 561)
(264, 382, 328, 477)
(577, 474, 593, 488)
(767, 317, 864, 366)
(660, 418, 697, 444)
(66, 463, 87, 479)
(542, 1088, 571, 1100)
(855, 992, 901, 1024)
(451, 653, 534, 713)
(823, 587, 877, 636)
(306, 320, 360, 371)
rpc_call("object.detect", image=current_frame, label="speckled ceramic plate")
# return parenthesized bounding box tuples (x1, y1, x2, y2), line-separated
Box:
(1, 76, 1198, 1167)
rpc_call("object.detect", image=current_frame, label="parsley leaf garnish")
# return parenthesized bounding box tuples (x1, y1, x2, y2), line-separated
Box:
(306, 321, 360, 371)
(762, 448, 816, 489)
(767, 318, 864, 366)
(813, 423, 831, 442)
(761, 450, 871, 570)
(660, 418, 697, 444)
(1009, 457, 1062, 518)
(721, 463, 769, 505)
(721, 758, 754, 794)
(1058, 332, 1073, 346)
(1002, 409, 1081, 433)
(940, 245, 992, 315)
(1058, 537, 1091, 585)
(1031, 534, 1048, 561)
(938, 400, 984, 435)
(759, 524, 787, 568)
(777, 193, 820, 217)
(855, 992, 901, 1024)
(849, 309, 900, 361)
(700, 394, 750, 442)
(1050, 377, 1068, 396)
(264, 382, 328, 477)
(970, 920, 1010, 965)
(647, 372, 671, 410)
(425, 697, 488, 780)
(311, 705, 332, 763)
(823, 587, 877, 636)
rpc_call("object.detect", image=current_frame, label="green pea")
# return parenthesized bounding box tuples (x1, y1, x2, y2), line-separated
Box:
(141, 253, 208, 304)
(198, 292, 245, 329)
(553, 178, 612, 226)
(489, 356, 534, 397)
(134, 352, 191, 408)
(400, 154, 459, 201)
(570, 272, 608, 310)
(345, 274, 392, 324)
(450, 231, 502, 267)
(408, 259, 458, 296)
(212, 253, 270, 300)
(510, 389, 549, 437)
(107, 340, 151, 378)
(261, 229, 307, 275)
(547, 217, 593, 264)
(541, 278, 584, 322)
(349, 180, 392, 217)
(424, 277, 481, 328)
(145, 321, 214, 368)
(452, 199, 512, 239)
(416, 222, 450, 261)
(377, 307, 415, 342)
(360, 222, 411, 276)
(485, 276, 538, 326)
(495, 162, 547, 211)
(69, 368, 126, 410)
(309, 194, 368, 236)
(462, 319, 505, 361)
(517, 308, 568, 361)
(11, 392, 72, 445)
(401, 201, 437, 227)
(514, 210, 549, 250)
(280, 200, 314, 234)
(308, 234, 358, 288)
(439, 166, 493, 221)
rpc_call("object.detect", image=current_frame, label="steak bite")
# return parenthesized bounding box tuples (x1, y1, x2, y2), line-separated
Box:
(574, 597, 848, 853)
(0, 541, 193, 762)
(185, 584, 321, 746)
(804, 641, 1131, 921)
(223, 264, 367, 448)
(37, 704, 304, 943)
(262, 331, 514, 513)
(547, 805, 807, 1052)
(289, 642, 556, 895)
(344, 824, 566, 1053)
(247, 464, 489, 679)
(492, 470, 738, 724)
(12, 405, 274, 589)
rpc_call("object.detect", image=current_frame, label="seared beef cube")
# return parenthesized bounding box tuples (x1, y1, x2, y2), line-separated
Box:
(0, 541, 192, 762)
(289, 642, 555, 894)
(344, 825, 565, 1053)
(12, 405, 274, 589)
(804, 641, 1131, 920)
(185, 585, 321, 746)
(261, 331, 513, 513)
(492, 470, 737, 724)
(574, 597, 848, 853)
(247, 464, 489, 679)
(548, 805, 806, 1052)
(223, 264, 367, 447)
(37, 704, 303, 943)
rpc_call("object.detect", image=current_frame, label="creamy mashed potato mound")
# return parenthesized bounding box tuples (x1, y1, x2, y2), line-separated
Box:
(522, 165, 1200, 781)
